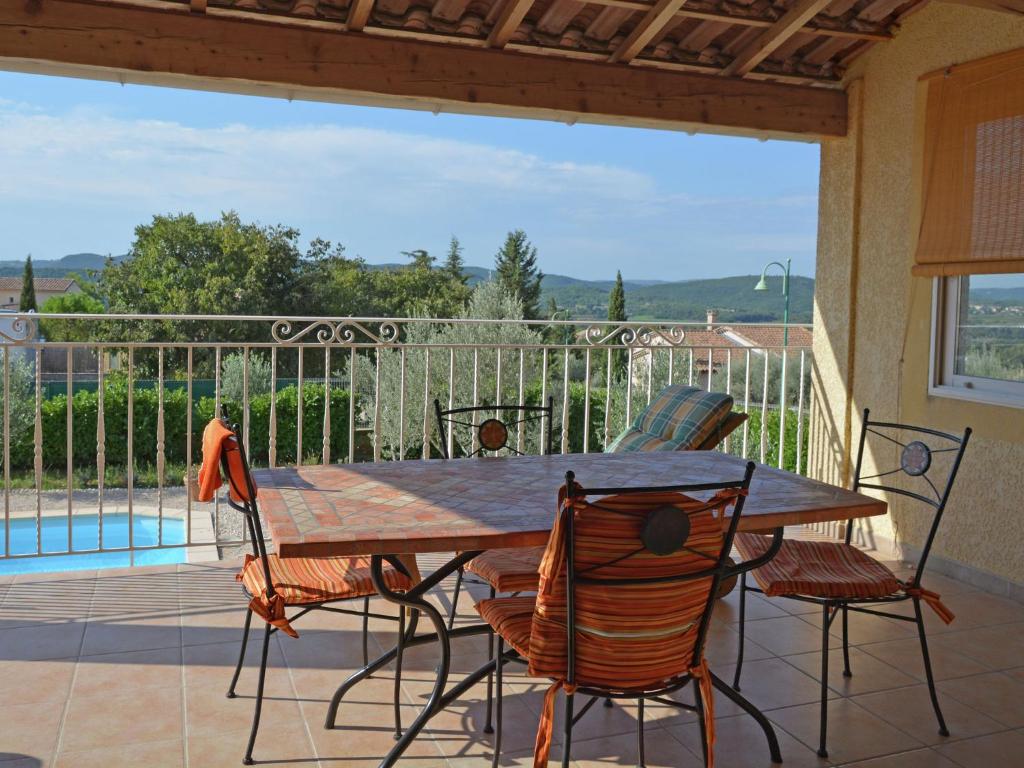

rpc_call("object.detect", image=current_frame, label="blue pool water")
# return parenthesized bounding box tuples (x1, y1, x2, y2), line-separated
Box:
(0, 514, 187, 574)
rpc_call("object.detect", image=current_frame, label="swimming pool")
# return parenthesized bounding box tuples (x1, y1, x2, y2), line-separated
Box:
(0, 513, 188, 574)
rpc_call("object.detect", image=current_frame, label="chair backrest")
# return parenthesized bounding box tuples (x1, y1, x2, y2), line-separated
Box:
(208, 406, 277, 599)
(607, 384, 734, 453)
(850, 408, 971, 586)
(528, 463, 755, 693)
(433, 397, 554, 459)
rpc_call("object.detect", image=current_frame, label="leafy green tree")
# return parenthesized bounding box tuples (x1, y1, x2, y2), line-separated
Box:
(368, 281, 544, 459)
(220, 351, 274, 403)
(494, 230, 543, 320)
(608, 270, 627, 377)
(100, 211, 317, 342)
(19, 256, 37, 312)
(39, 292, 105, 342)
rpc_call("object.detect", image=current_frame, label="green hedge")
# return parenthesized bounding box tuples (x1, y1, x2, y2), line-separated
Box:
(6, 382, 350, 472)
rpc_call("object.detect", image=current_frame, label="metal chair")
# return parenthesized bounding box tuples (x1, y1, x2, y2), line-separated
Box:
(433, 397, 555, 460)
(434, 397, 554, 733)
(732, 408, 971, 758)
(207, 408, 414, 764)
(479, 463, 766, 768)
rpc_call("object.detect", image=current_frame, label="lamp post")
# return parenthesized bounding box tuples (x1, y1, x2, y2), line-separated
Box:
(754, 258, 791, 346)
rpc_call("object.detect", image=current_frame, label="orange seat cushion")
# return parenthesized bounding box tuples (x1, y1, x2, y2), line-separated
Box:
(466, 546, 544, 593)
(735, 533, 900, 599)
(476, 595, 536, 657)
(239, 553, 414, 606)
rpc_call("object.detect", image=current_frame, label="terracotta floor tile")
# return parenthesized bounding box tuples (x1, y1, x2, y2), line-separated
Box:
(79, 617, 181, 657)
(71, 646, 182, 699)
(767, 698, 923, 764)
(181, 637, 288, 692)
(0, 659, 75, 706)
(0, 700, 64, 764)
(185, 679, 305, 739)
(717, 656, 837, 712)
(60, 686, 184, 753)
(852, 685, 1005, 745)
(933, 623, 1024, 670)
(839, 747, 961, 768)
(703, 620, 776, 668)
(937, 672, 1024, 728)
(186, 721, 320, 768)
(53, 739, 185, 768)
(738, 615, 841, 657)
(666, 713, 828, 768)
(0, 622, 85, 662)
(933, 729, 1024, 768)
(781, 647, 919, 697)
(857, 637, 990, 683)
(567, 727, 705, 768)
(799, 605, 917, 645)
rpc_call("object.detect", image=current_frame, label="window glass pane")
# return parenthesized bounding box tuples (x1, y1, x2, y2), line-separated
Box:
(954, 274, 1024, 383)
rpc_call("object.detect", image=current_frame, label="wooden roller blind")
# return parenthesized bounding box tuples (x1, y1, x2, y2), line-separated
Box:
(915, 49, 1024, 277)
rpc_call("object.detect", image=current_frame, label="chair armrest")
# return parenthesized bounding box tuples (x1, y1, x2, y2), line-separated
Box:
(728, 528, 784, 577)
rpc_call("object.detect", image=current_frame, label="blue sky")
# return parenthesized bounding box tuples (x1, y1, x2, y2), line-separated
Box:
(0, 71, 821, 281)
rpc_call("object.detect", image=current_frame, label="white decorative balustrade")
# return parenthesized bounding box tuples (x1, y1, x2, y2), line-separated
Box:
(0, 313, 812, 567)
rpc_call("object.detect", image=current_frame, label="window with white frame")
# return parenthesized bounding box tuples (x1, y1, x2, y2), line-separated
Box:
(931, 274, 1024, 407)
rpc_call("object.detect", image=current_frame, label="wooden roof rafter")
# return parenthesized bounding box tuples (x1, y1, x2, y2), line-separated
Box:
(608, 0, 690, 63)
(722, 0, 838, 77)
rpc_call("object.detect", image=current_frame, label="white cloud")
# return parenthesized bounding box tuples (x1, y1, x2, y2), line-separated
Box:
(0, 100, 819, 278)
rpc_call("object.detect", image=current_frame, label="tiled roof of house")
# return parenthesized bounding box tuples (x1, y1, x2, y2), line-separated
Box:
(725, 325, 814, 348)
(0, 277, 77, 292)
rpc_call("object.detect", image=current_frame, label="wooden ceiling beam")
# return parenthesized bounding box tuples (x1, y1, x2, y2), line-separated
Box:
(487, 0, 536, 47)
(722, 0, 835, 76)
(346, 0, 376, 31)
(609, 0, 689, 63)
(0, 0, 847, 138)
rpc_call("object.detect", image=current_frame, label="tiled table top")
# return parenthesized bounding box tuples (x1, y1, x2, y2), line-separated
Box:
(254, 452, 886, 558)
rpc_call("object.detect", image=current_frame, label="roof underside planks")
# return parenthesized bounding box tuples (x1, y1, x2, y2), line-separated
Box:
(1, 0, 849, 138)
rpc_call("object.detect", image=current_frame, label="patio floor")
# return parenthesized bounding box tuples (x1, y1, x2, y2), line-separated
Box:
(1, 549, 1023, 768)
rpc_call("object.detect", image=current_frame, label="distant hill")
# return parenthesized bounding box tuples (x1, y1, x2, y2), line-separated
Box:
(543, 274, 816, 323)
(973, 286, 1024, 303)
(0, 253, 118, 279)
(5, 253, 813, 323)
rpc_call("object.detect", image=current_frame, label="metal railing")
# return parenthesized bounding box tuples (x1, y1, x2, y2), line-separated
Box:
(0, 313, 813, 567)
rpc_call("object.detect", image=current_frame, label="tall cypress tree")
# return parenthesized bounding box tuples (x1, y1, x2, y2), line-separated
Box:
(493, 230, 543, 320)
(608, 271, 627, 377)
(19, 256, 37, 312)
(443, 236, 467, 283)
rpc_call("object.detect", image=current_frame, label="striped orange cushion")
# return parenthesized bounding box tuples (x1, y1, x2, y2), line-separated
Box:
(734, 533, 900, 599)
(238, 553, 414, 637)
(529, 490, 731, 691)
(466, 546, 544, 593)
(477, 595, 535, 657)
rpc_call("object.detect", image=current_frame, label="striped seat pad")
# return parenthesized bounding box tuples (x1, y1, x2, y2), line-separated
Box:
(735, 533, 901, 599)
(477, 595, 535, 657)
(239, 553, 414, 606)
(608, 385, 733, 453)
(466, 546, 544, 593)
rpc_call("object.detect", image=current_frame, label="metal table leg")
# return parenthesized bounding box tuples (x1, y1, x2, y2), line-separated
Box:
(325, 550, 496, 768)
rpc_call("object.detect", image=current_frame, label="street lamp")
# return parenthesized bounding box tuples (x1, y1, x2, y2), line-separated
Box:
(754, 258, 791, 346)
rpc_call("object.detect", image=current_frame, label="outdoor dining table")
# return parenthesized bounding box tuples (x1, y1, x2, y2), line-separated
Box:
(254, 450, 887, 768)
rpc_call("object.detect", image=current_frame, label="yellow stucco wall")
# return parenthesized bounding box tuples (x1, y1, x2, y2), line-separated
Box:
(810, 2, 1024, 586)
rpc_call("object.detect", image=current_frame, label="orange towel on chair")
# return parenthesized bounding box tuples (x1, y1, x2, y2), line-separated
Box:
(197, 418, 256, 502)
